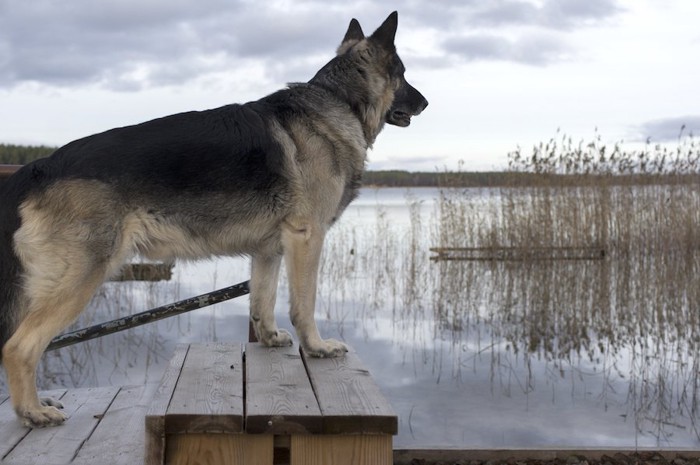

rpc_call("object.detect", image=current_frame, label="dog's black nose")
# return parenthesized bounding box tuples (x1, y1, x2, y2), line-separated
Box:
(416, 97, 428, 115)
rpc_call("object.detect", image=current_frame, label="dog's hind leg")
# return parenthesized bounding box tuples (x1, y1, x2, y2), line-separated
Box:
(281, 220, 347, 358)
(250, 254, 293, 347)
(2, 266, 107, 427)
(3, 181, 120, 427)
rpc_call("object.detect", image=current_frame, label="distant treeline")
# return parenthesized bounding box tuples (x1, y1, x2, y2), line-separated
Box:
(1, 144, 500, 186)
(363, 170, 519, 187)
(0, 144, 56, 165)
(2, 144, 698, 187)
(362, 170, 700, 187)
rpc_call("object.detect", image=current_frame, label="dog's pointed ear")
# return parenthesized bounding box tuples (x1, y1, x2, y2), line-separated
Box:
(370, 11, 398, 50)
(337, 18, 365, 55)
(343, 18, 365, 44)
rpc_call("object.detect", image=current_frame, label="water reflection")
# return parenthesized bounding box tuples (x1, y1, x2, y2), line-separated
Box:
(429, 255, 700, 445)
(1, 187, 698, 449)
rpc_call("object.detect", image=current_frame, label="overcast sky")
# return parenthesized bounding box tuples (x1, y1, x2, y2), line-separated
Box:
(1, 0, 699, 171)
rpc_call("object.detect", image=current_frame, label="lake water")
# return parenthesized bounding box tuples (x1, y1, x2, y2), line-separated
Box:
(2, 186, 699, 449)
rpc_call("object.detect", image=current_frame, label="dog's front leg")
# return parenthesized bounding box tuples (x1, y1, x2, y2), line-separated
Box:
(250, 254, 293, 347)
(281, 219, 347, 358)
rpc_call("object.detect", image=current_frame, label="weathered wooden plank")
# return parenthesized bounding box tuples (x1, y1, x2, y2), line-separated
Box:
(166, 343, 243, 434)
(0, 389, 66, 460)
(290, 435, 392, 465)
(245, 343, 322, 434)
(302, 348, 397, 435)
(145, 343, 190, 465)
(0, 164, 21, 178)
(4, 387, 118, 464)
(166, 434, 272, 465)
(73, 384, 156, 465)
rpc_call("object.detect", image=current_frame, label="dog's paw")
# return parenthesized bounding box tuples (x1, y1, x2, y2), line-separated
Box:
(19, 405, 67, 428)
(41, 397, 64, 409)
(304, 338, 348, 358)
(260, 329, 294, 347)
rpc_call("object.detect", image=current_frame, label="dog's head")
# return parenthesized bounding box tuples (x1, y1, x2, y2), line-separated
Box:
(338, 12, 428, 128)
(314, 11, 427, 141)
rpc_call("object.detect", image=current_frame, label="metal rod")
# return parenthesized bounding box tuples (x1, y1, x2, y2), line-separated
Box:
(47, 280, 250, 351)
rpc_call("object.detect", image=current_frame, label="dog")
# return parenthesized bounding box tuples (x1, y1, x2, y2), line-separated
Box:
(0, 11, 427, 428)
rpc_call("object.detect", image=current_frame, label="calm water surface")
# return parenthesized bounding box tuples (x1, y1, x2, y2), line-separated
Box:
(1, 187, 698, 449)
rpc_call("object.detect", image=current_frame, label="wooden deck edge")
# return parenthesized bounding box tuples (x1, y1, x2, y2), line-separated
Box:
(300, 346, 398, 435)
(393, 448, 700, 464)
(145, 344, 190, 465)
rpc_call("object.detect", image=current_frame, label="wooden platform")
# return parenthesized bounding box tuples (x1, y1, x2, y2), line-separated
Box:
(146, 342, 396, 465)
(0, 342, 396, 465)
(1, 385, 154, 464)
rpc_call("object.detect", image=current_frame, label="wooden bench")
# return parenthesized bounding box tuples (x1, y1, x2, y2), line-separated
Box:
(145, 342, 397, 465)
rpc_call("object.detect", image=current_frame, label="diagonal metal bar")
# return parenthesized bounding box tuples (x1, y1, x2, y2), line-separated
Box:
(46, 280, 250, 352)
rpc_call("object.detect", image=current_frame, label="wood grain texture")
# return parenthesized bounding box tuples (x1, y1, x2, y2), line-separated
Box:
(165, 434, 272, 465)
(73, 384, 156, 465)
(245, 343, 322, 434)
(4, 387, 119, 464)
(166, 343, 244, 434)
(146, 343, 190, 465)
(301, 348, 398, 434)
(290, 435, 392, 465)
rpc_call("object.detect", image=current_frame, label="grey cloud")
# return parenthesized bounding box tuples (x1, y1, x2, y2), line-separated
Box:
(0, 0, 624, 89)
(0, 0, 350, 90)
(637, 115, 700, 142)
(465, 0, 622, 29)
(468, 1, 541, 27)
(413, 0, 621, 66)
(542, 0, 624, 28)
(443, 33, 570, 65)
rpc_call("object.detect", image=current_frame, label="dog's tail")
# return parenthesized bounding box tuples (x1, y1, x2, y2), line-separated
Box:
(0, 167, 33, 363)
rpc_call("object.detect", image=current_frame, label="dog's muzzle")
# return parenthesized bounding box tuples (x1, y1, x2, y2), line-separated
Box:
(387, 82, 428, 127)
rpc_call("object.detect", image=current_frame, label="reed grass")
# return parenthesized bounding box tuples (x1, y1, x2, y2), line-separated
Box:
(424, 131, 700, 440)
(436, 131, 700, 256)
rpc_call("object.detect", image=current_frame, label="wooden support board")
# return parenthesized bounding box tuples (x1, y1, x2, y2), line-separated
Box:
(291, 435, 393, 465)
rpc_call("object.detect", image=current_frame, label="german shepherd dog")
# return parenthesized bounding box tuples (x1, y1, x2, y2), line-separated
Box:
(0, 11, 427, 427)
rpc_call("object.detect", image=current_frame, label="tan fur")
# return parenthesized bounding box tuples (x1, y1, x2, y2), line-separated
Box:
(5, 183, 119, 425)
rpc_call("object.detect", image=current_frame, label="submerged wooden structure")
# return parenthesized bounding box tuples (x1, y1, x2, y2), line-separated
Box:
(430, 246, 606, 261)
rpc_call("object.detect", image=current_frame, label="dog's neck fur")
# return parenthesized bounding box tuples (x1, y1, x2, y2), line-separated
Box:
(307, 12, 400, 148)
(308, 51, 391, 148)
